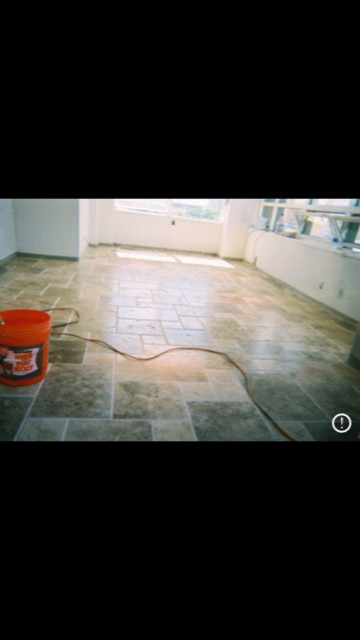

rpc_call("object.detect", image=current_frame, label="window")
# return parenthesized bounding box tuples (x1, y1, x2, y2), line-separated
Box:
(303, 215, 333, 240)
(305, 199, 358, 241)
(316, 199, 353, 207)
(115, 199, 169, 214)
(281, 199, 311, 232)
(115, 199, 222, 221)
(355, 227, 360, 246)
(257, 198, 360, 250)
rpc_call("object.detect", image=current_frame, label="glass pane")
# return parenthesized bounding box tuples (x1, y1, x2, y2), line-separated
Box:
(306, 215, 333, 240)
(316, 199, 353, 206)
(115, 199, 168, 213)
(285, 199, 310, 204)
(171, 199, 221, 220)
(354, 226, 360, 245)
(115, 199, 222, 220)
(281, 209, 298, 230)
(281, 199, 310, 231)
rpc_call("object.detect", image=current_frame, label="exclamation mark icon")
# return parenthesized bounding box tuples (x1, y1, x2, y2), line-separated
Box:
(332, 414, 352, 433)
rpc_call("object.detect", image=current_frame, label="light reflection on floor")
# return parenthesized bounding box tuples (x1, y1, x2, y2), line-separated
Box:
(116, 248, 234, 268)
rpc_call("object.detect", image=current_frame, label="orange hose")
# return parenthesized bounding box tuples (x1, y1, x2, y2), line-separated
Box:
(50, 322, 297, 442)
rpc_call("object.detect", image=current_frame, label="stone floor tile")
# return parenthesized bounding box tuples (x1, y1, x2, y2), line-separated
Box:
(141, 335, 168, 345)
(113, 381, 189, 420)
(118, 288, 153, 298)
(174, 305, 199, 316)
(153, 294, 188, 305)
(115, 353, 206, 382)
(116, 319, 163, 335)
(268, 421, 315, 442)
(152, 420, 195, 441)
(303, 420, 360, 442)
(294, 382, 360, 422)
(49, 338, 86, 364)
(1, 245, 358, 441)
(29, 363, 113, 419)
(180, 316, 204, 330)
(205, 369, 249, 401)
(0, 396, 33, 441)
(188, 401, 273, 441)
(237, 340, 290, 358)
(117, 307, 178, 321)
(65, 419, 152, 441)
(180, 382, 216, 401)
(246, 373, 328, 421)
(15, 418, 67, 441)
(87, 333, 143, 354)
(161, 321, 183, 329)
(164, 329, 212, 347)
(0, 380, 43, 396)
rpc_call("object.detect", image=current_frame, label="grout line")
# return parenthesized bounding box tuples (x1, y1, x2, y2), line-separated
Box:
(40, 283, 50, 296)
(151, 418, 198, 443)
(202, 367, 220, 401)
(110, 353, 116, 420)
(83, 331, 90, 362)
(51, 296, 61, 310)
(257, 411, 287, 441)
(78, 283, 86, 299)
(13, 289, 26, 300)
(61, 419, 70, 441)
(12, 375, 48, 441)
(149, 418, 195, 424)
(139, 335, 147, 356)
(150, 420, 156, 442)
(292, 381, 332, 421)
(44, 417, 157, 423)
(66, 273, 75, 287)
(176, 382, 198, 441)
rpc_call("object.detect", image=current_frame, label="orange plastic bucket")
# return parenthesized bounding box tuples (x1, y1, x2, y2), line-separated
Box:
(0, 309, 51, 386)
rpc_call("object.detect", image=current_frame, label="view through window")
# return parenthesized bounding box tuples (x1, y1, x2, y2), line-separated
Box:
(260, 198, 360, 248)
(115, 199, 222, 221)
(303, 199, 356, 241)
(282, 199, 311, 231)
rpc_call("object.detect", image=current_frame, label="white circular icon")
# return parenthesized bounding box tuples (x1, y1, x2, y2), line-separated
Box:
(332, 413, 352, 433)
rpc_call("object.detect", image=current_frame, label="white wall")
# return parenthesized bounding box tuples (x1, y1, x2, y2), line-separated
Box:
(0, 199, 16, 261)
(243, 229, 360, 321)
(12, 199, 79, 259)
(93, 200, 222, 254)
(97, 199, 115, 245)
(114, 210, 222, 253)
(88, 198, 99, 245)
(78, 199, 90, 257)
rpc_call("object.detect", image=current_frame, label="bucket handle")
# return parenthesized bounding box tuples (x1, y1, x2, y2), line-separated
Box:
(43, 307, 80, 329)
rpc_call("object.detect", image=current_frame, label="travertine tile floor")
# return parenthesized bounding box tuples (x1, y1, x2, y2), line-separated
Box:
(0, 245, 359, 442)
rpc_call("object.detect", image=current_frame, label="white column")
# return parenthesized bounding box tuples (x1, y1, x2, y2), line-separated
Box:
(219, 199, 261, 259)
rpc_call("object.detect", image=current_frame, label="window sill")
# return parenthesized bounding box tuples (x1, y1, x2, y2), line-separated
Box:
(271, 231, 360, 259)
(115, 208, 222, 224)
